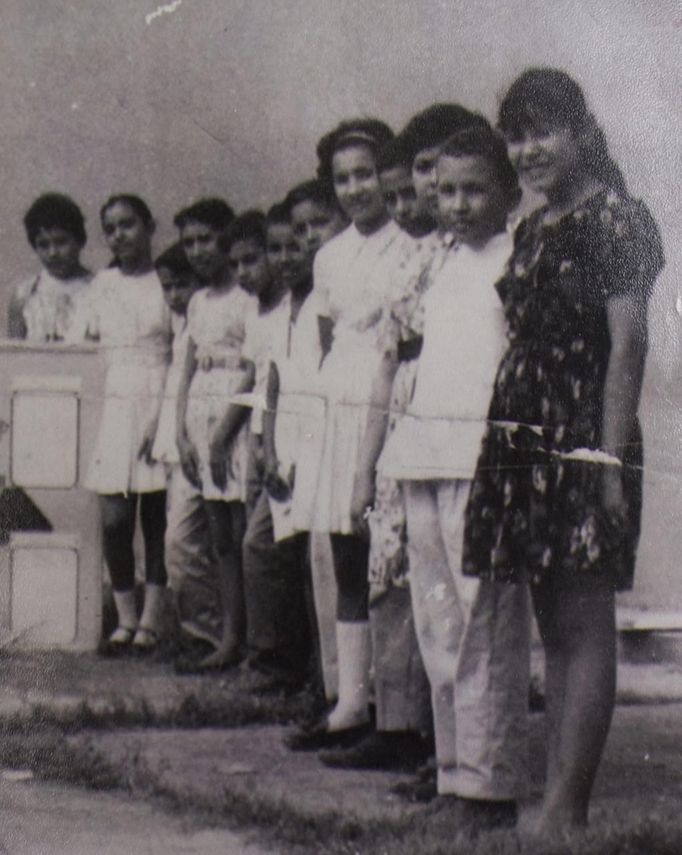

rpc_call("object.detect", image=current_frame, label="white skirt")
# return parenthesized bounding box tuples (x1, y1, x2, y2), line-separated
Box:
(85, 358, 168, 495)
(291, 335, 381, 535)
(184, 365, 249, 502)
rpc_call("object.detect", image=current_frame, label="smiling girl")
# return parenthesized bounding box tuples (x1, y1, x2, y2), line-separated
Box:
(463, 68, 665, 833)
(83, 194, 171, 653)
(288, 118, 407, 748)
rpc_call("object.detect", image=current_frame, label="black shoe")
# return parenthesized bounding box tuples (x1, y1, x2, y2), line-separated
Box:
(319, 731, 430, 772)
(426, 795, 518, 836)
(284, 720, 373, 752)
(174, 647, 241, 675)
(390, 775, 438, 803)
(240, 665, 305, 696)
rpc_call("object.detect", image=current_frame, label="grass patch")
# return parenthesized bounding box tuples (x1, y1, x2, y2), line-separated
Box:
(97, 750, 682, 855)
(0, 680, 315, 735)
(0, 728, 122, 790)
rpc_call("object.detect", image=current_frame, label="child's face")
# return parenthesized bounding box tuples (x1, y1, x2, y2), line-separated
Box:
(157, 266, 200, 315)
(332, 144, 385, 230)
(266, 222, 306, 289)
(436, 154, 511, 249)
(379, 165, 432, 237)
(33, 226, 82, 280)
(179, 220, 226, 283)
(229, 238, 270, 296)
(506, 124, 581, 198)
(102, 201, 153, 268)
(291, 199, 345, 264)
(411, 144, 442, 218)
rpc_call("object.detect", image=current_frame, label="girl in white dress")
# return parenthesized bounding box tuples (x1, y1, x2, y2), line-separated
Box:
(83, 195, 171, 652)
(8, 193, 92, 341)
(289, 119, 407, 747)
(175, 202, 259, 669)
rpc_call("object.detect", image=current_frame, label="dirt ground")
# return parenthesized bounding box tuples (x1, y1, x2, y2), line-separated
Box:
(1, 650, 682, 854)
(68, 702, 682, 854)
(0, 777, 270, 855)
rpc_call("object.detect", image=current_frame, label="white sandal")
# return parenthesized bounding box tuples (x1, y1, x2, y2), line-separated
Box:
(132, 626, 159, 652)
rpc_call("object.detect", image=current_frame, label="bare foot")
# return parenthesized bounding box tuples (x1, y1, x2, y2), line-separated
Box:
(524, 805, 588, 842)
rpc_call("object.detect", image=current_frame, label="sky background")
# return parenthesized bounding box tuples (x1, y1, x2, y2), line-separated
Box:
(1, 0, 682, 602)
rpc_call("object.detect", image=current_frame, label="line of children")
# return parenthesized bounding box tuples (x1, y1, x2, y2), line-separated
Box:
(7, 67, 663, 839)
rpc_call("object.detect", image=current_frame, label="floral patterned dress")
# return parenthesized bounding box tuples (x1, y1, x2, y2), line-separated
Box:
(368, 231, 449, 588)
(463, 189, 664, 590)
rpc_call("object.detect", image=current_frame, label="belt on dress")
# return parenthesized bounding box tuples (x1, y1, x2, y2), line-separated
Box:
(195, 348, 242, 372)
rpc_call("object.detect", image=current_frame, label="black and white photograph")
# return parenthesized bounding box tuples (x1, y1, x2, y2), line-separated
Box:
(0, 1, 680, 852)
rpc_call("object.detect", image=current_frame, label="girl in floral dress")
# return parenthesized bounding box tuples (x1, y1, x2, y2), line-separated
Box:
(463, 68, 665, 833)
(83, 195, 171, 652)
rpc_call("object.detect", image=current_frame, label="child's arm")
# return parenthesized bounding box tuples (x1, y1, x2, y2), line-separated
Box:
(208, 359, 256, 491)
(176, 336, 201, 488)
(318, 315, 334, 365)
(601, 290, 648, 515)
(138, 333, 171, 464)
(350, 349, 399, 535)
(262, 360, 289, 500)
(7, 290, 27, 339)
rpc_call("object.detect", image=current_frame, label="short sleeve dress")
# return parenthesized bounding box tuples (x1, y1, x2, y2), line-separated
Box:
(290, 220, 405, 535)
(184, 284, 258, 502)
(83, 268, 171, 495)
(463, 189, 664, 590)
(10, 269, 93, 341)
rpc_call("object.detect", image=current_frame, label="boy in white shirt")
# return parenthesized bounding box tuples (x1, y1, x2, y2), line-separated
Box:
(370, 125, 531, 833)
(234, 205, 314, 689)
(150, 244, 213, 663)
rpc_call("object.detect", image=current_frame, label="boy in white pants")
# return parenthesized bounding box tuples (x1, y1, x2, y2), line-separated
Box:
(375, 124, 531, 833)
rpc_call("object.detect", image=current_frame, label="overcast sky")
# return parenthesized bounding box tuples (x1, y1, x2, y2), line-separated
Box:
(1, 0, 680, 370)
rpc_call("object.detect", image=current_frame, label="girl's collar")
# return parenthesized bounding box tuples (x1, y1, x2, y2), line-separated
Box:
(539, 182, 607, 228)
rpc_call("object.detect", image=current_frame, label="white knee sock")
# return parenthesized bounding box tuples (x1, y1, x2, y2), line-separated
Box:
(327, 621, 371, 731)
(138, 584, 166, 634)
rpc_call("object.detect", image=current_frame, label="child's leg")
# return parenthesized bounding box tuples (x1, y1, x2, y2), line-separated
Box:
(244, 491, 311, 678)
(100, 493, 138, 637)
(327, 533, 371, 731)
(204, 499, 247, 666)
(404, 480, 466, 793)
(140, 490, 167, 586)
(437, 479, 530, 806)
(531, 578, 616, 830)
(370, 583, 432, 735)
(100, 493, 137, 591)
(309, 533, 339, 701)
(135, 491, 168, 644)
(165, 465, 220, 649)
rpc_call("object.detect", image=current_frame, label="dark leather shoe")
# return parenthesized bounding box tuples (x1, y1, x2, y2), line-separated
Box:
(425, 795, 518, 836)
(319, 731, 430, 772)
(284, 721, 373, 752)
